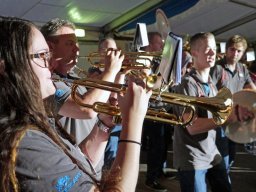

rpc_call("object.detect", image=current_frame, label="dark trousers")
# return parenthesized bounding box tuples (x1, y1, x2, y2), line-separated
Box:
(144, 120, 171, 182)
(228, 139, 236, 166)
(178, 160, 231, 192)
(216, 127, 229, 168)
(216, 127, 236, 169)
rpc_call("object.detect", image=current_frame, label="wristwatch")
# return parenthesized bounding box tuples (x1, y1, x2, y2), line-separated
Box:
(97, 117, 112, 134)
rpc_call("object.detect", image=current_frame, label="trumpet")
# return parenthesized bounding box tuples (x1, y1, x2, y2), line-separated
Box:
(78, 50, 162, 70)
(52, 77, 233, 126)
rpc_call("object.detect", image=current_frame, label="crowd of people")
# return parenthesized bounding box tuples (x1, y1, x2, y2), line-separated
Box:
(0, 15, 255, 192)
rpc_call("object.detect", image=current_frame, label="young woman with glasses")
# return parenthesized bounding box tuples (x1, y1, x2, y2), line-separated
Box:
(0, 16, 151, 192)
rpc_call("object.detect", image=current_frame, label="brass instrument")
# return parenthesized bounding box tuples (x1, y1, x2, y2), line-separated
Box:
(73, 65, 88, 77)
(78, 51, 162, 70)
(52, 77, 233, 126)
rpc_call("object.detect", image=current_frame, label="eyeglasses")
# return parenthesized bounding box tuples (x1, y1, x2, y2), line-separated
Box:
(30, 51, 52, 68)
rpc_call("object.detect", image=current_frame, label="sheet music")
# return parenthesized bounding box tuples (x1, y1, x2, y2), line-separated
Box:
(132, 23, 149, 51)
(159, 32, 182, 85)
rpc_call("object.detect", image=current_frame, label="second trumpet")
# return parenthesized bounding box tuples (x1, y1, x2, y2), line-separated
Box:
(78, 50, 162, 70)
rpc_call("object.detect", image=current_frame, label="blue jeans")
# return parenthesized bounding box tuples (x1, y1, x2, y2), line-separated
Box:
(104, 125, 122, 169)
(178, 161, 231, 192)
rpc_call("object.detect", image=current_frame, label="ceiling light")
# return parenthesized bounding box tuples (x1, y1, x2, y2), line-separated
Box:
(75, 29, 85, 37)
(246, 50, 255, 61)
(220, 42, 226, 53)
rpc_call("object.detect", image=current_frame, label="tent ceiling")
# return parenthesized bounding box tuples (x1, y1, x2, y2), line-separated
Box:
(167, 0, 256, 42)
(0, 0, 164, 30)
(0, 0, 256, 42)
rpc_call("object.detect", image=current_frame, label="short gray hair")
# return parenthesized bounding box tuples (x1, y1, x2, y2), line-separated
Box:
(40, 18, 75, 39)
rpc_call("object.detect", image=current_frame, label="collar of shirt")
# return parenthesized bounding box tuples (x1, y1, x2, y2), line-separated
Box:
(189, 68, 213, 85)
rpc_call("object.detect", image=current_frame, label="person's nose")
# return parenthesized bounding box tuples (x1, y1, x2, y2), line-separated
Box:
(160, 43, 164, 50)
(209, 49, 215, 56)
(234, 50, 240, 57)
(74, 43, 80, 52)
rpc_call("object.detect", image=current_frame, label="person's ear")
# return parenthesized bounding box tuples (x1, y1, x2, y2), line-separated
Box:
(190, 49, 197, 57)
(149, 44, 153, 50)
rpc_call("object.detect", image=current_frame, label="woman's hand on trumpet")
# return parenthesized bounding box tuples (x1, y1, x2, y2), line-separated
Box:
(118, 76, 152, 126)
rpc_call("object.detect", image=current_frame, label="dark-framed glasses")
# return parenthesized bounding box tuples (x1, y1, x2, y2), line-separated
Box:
(30, 51, 52, 68)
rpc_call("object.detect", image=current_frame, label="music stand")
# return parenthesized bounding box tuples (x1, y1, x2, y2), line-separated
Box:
(131, 23, 149, 52)
(159, 32, 182, 87)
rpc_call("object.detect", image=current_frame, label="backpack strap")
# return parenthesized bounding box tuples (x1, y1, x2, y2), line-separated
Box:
(217, 63, 228, 89)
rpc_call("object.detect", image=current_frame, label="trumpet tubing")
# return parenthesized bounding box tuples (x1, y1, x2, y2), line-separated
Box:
(78, 51, 162, 70)
(153, 88, 233, 125)
(52, 77, 233, 126)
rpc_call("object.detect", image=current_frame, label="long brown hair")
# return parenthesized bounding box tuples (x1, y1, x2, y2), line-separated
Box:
(0, 17, 100, 191)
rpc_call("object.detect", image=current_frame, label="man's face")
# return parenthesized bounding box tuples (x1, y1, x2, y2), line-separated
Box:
(194, 37, 216, 70)
(226, 42, 245, 64)
(49, 26, 79, 75)
(97, 39, 118, 72)
(149, 35, 163, 52)
(99, 39, 117, 53)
